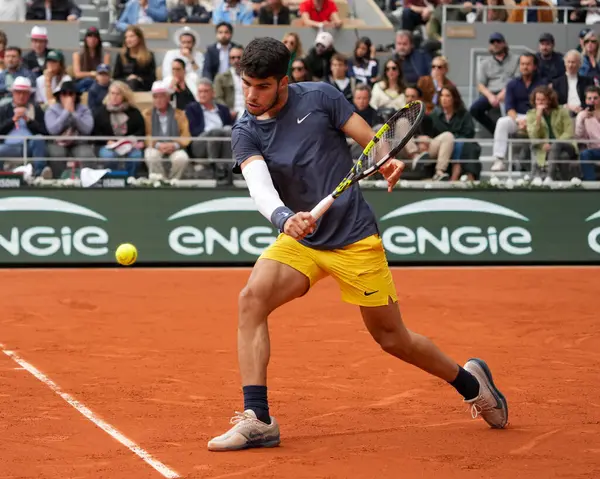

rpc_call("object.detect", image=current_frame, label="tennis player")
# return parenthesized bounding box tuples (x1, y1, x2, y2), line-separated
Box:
(208, 37, 508, 452)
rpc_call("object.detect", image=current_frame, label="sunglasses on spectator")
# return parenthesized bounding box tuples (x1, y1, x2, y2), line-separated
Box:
(585, 39, 598, 44)
(432, 64, 446, 69)
(490, 40, 502, 44)
(292, 66, 305, 71)
(386, 66, 398, 71)
(230, 55, 241, 60)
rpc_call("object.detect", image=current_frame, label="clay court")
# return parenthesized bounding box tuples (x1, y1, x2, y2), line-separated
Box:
(1, 266, 599, 479)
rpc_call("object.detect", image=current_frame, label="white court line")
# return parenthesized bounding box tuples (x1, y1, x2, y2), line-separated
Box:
(1, 345, 180, 479)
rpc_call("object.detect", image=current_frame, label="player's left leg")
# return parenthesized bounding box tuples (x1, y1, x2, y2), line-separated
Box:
(321, 234, 508, 429)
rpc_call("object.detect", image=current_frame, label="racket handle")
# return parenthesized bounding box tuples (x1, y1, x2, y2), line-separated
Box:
(310, 194, 335, 220)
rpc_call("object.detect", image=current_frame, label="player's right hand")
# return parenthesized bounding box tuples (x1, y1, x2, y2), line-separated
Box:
(284, 212, 316, 241)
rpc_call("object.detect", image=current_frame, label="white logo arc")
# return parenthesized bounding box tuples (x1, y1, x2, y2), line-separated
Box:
(297, 113, 312, 124)
(168, 197, 257, 221)
(380, 198, 529, 222)
(0, 196, 107, 221)
(585, 209, 600, 222)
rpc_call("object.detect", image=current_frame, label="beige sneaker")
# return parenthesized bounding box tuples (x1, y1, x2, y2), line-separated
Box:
(464, 358, 508, 429)
(207, 410, 280, 451)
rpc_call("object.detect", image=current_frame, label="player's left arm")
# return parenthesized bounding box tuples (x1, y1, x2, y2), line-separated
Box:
(341, 112, 405, 193)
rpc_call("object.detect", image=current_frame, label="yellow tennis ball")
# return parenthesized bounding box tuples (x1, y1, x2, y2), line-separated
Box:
(115, 243, 137, 266)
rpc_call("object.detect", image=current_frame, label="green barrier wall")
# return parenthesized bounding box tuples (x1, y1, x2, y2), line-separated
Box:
(0, 189, 599, 264)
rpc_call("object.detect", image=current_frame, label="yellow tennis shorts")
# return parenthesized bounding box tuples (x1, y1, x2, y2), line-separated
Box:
(258, 233, 398, 307)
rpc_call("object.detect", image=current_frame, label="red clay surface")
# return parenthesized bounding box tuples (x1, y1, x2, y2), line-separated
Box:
(1, 267, 599, 479)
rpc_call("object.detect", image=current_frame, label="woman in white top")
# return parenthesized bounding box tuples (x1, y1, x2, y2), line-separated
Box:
(370, 57, 406, 111)
(35, 50, 72, 105)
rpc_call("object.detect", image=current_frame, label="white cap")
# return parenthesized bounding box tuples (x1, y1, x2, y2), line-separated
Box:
(10, 76, 33, 92)
(30, 25, 48, 41)
(151, 80, 172, 95)
(174, 26, 200, 46)
(315, 32, 333, 49)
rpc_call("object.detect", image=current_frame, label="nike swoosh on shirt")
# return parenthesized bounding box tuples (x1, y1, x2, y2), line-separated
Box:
(297, 113, 312, 124)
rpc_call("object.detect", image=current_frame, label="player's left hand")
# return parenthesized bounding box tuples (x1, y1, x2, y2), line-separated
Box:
(380, 159, 405, 193)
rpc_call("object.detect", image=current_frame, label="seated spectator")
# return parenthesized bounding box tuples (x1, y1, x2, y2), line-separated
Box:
(0, 77, 48, 178)
(202, 22, 241, 81)
(116, 0, 168, 33)
(393, 30, 432, 85)
(353, 84, 378, 127)
(576, 28, 591, 54)
(35, 50, 72, 106)
(214, 46, 244, 122)
(93, 81, 145, 177)
(212, 0, 254, 25)
(551, 50, 592, 117)
(185, 79, 234, 183)
(299, 0, 342, 28)
(370, 58, 406, 111)
(491, 53, 546, 172)
(429, 85, 480, 181)
(0, 47, 34, 107)
(259, 0, 290, 24)
(348, 37, 379, 86)
(26, 0, 81, 21)
(469, 33, 519, 135)
(162, 27, 204, 79)
(526, 86, 578, 180)
(72, 28, 111, 94)
(508, 0, 555, 23)
(576, 86, 600, 181)
(144, 81, 191, 180)
(0, 0, 25, 21)
(113, 26, 156, 92)
(165, 58, 198, 110)
(304, 32, 337, 81)
(44, 81, 95, 179)
(0, 31, 6, 72)
(579, 31, 600, 85)
(289, 58, 312, 83)
(475, 0, 510, 22)
(417, 55, 454, 115)
(282, 32, 304, 77)
(87, 64, 111, 113)
(536, 33, 565, 82)
(426, 0, 467, 55)
(326, 53, 360, 103)
(22, 26, 50, 79)
(169, 0, 210, 23)
(400, 0, 433, 34)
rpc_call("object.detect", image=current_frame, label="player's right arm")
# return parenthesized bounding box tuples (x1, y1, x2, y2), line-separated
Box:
(239, 156, 315, 241)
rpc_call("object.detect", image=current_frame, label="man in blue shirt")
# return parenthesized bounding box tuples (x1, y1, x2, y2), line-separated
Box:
(207, 37, 508, 452)
(491, 52, 547, 171)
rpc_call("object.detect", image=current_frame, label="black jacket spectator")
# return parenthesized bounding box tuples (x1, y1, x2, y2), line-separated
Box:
(304, 47, 337, 81)
(355, 105, 379, 127)
(0, 102, 47, 137)
(185, 102, 232, 136)
(552, 74, 593, 106)
(92, 104, 145, 145)
(22, 49, 49, 78)
(169, 4, 211, 23)
(202, 42, 243, 81)
(113, 50, 156, 91)
(87, 83, 110, 112)
(536, 52, 565, 82)
(258, 5, 291, 24)
(26, 0, 81, 20)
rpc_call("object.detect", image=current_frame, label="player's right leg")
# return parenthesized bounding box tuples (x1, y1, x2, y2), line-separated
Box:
(208, 235, 325, 451)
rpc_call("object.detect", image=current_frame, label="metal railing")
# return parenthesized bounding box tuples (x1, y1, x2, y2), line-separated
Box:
(441, 4, 578, 25)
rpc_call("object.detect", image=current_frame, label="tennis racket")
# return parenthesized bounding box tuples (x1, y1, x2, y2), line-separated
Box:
(310, 100, 425, 220)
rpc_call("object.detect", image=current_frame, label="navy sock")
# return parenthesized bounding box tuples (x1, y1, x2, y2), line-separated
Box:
(450, 366, 480, 400)
(242, 385, 271, 424)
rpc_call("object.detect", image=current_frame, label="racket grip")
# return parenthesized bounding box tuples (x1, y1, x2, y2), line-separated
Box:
(310, 195, 335, 220)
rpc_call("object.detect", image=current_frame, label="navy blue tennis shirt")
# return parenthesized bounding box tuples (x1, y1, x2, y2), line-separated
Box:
(231, 82, 379, 250)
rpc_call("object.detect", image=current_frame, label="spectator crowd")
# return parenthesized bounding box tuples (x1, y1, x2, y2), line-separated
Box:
(0, 0, 599, 183)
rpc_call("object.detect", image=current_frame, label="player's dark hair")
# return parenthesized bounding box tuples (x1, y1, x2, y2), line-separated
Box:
(239, 37, 290, 81)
